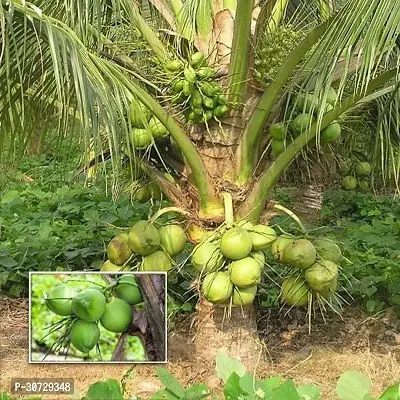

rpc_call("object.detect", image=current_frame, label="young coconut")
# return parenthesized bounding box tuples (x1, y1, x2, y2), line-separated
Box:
(220, 227, 252, 260)
(114, 275, 142, 305)
(191, 241, 223, 273)
(46, 284, 77, 316)
(229, 257, 262, 288)
(107, 233, 132, 266)
(249, 251, 265, 267)
(305, 260, 339, 294)
(100, 260, 129, 272)
(100, 298, 133, 333)
(280, 277, 310, 307)
(283, 239, 317, 269)
(128, 221, 160, 255)
(142, 250, 172, 272)
(70, 319, 100, 353)
(71, 288, 106, 322)
(355, 161, 372, 177)
(313, 239, 342, 264)
(271, 235, 294, 263)
(249, 224, 277, 250)
(202, 271, 233, 304)
(232, 285, 258, 306)
(342, 176, 358, 190)
(159, 224, 187, 256)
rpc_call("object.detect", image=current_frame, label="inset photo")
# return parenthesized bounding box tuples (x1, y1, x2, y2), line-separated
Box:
(29, 272, 166, 363)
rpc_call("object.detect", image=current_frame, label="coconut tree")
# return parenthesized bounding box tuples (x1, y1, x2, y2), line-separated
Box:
(1, 0, 400, 367)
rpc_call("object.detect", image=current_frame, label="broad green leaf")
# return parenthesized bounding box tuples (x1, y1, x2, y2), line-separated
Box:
(336, 371, 372, 400)
(297, 384, 321, 400)
(184, 383, 211, 400)
(0, 393, 14, 400)
(151, 389, 180, 400)
(379, 383, 400, 400)
(271, 380, 300, 400)
(84, 379, 123, 400)
(216, 352, 246, 383)
(156, 367, 185, 398)
(223, 372, 247, 400)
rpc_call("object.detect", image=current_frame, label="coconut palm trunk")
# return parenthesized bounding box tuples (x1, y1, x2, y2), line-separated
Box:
(1, 0, 400, 369)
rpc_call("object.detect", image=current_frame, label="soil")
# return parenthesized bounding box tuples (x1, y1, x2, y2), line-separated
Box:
(1, 296, 399, 399)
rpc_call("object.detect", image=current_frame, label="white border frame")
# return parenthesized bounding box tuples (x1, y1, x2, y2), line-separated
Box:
(29, 271, 168, 364)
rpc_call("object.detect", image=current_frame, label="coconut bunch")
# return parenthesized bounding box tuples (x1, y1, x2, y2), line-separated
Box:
(340, 161, 372, 191)
(45, 275, 142, 354)
(254, 25, 305, 86)
(164, 52, 229, 124)
(101, 221, 187, 272)
(268, 87, 341, 158)
(192, 221, 278, 306)
(271, 235, 343, 307)
(129, 101, 171, 150)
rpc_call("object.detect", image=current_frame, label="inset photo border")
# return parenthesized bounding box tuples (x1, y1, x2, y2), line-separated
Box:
(29, 271, 167, 364)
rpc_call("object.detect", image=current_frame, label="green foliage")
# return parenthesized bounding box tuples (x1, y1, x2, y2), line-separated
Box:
(0, 172, 148, 297)
(321, 190, 400, 311)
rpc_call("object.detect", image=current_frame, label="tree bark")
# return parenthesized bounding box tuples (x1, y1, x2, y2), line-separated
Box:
(137, 274, 166, 361)
(193, 299, 263, 370)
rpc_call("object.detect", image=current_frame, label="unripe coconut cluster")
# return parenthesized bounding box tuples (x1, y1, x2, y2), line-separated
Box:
(194, 221, 278, 306)
(45, 275, 143, 354)
(165, 52, 229, 124)
(272, 235, 342, 307)
(254, 25, 305, 85)
(268, 87, 340, 158)
(341, 160, 372, 192)
(129, 101, 170, 150)
(101, 221, 187, 272)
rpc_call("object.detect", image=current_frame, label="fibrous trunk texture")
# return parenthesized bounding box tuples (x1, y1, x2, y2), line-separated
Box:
(193, 299, 263, 370)
(293, 183, 324, 223)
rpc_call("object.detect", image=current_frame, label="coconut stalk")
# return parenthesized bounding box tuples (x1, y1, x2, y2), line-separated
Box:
(235, 21, 331, 186)
(227, 0, 254, 107)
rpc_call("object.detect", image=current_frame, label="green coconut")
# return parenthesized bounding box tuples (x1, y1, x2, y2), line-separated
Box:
(342, 176, 358, 190)
(232, 285, 258, 306)
(321, 122, 341, 142)
(280, 277, 310, 306)
(269, 123, 287, 140)
(114, 275, 142, 305)
(100, 298, 133, 333)
(107, 233, 132, 266)
(128, 221, 160, 255)
(148, 117, 169, 138)
(133, 185, 151, 203)
(271, 139, 285, 157)
(271, 235, 294, 263)
(249, 224, 277, 251)
(130, 102, 151, 128)
(305, 260, 339, 294)
(202, 272, 233, 304)
(100, 260, 129, 272)
(314, 239, 342, 264)
(130, 128, 153, 149)
(71, 288, 106, 322)
(326, 87, 337, 105)
(355, 161, 372, 177)
(142, 250, 172, 272)
(249, 251, 265, 267)
(236, 220, 254, 230)
(148, 182, 163, 200)
(70, 319, 100, 353)
(191, 241, 223, 273)
(46, 284, 77, 316)
(283, 239, 317, 269)
(358, 180, 369, 192)
(159, 224, 187, 256)
(296, 93, 318, 113)
(293, 113, 316, 134)
(220, 227, 253, 260)
(229, 257, 262, 288)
